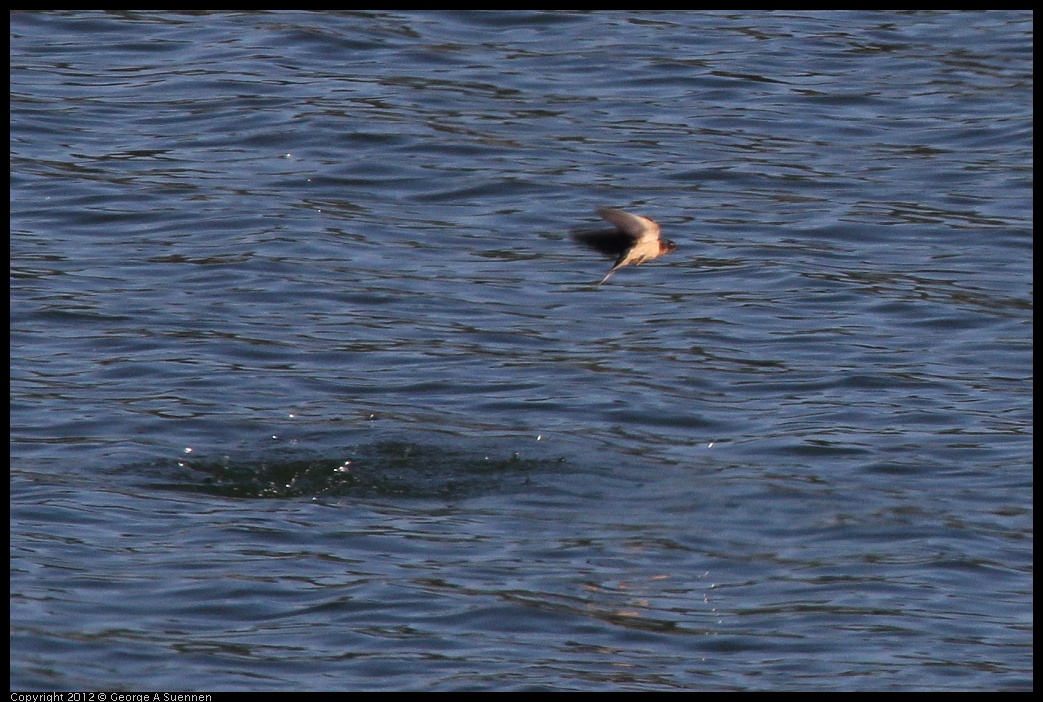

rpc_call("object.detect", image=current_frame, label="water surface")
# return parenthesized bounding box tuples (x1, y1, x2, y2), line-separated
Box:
(10, 10, 1033, 691)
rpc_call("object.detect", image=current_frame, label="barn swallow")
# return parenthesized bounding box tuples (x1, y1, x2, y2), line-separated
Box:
(571, 207, 676, 284)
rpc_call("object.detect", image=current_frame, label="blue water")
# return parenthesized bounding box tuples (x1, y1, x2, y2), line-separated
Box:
(11, 10, 1032, 691)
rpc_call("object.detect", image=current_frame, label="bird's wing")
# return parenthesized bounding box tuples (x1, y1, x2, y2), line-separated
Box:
(570, 228, 635, 258)
(595, 207, 657, 240)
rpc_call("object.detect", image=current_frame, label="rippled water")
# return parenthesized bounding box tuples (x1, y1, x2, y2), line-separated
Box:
(11, 11, 1032, 691)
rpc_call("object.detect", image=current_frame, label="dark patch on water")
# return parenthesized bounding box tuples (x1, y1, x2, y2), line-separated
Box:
(150, 441, 565, 499)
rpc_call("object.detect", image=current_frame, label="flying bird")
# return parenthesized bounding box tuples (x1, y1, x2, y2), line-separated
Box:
(571, 207, 676, 285)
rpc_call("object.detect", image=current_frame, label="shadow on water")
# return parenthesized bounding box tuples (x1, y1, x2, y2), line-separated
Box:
(148, 440, 567, 500)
